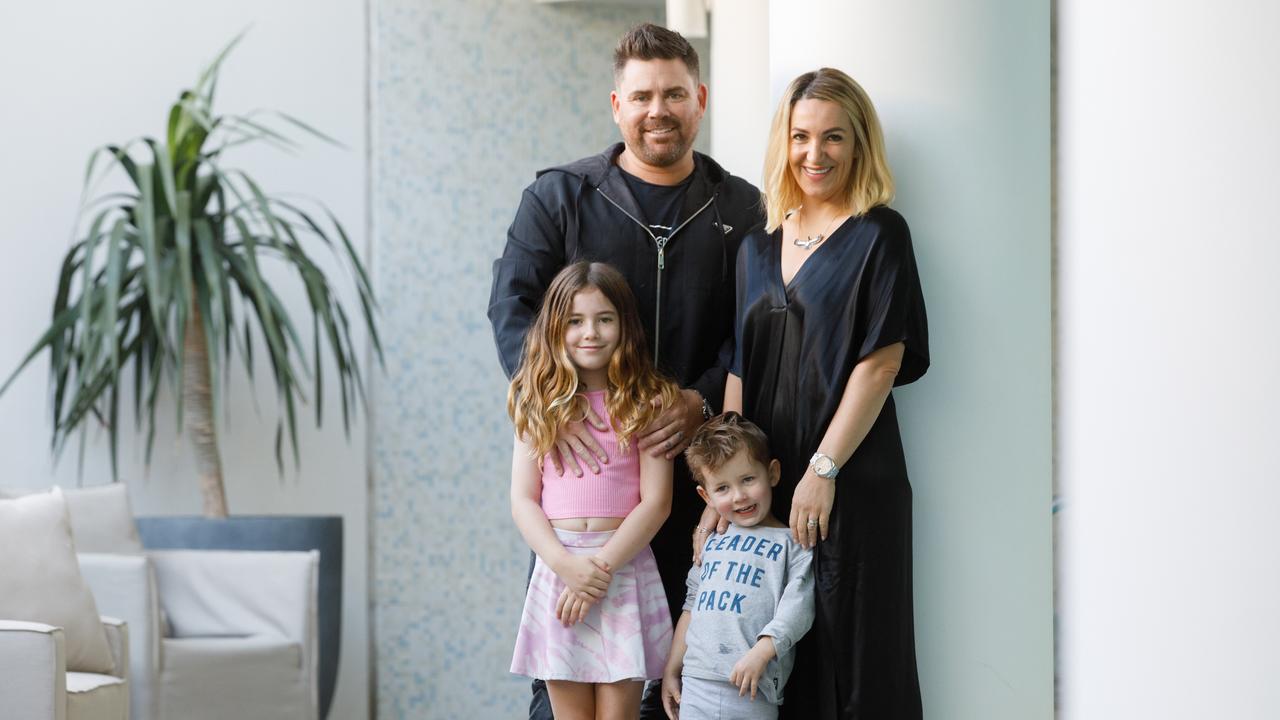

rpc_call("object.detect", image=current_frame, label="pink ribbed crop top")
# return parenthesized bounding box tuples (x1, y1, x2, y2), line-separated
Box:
(540, 390, 642, 520)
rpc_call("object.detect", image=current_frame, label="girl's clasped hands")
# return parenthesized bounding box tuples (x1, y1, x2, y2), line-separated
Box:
(552, 554, 612, 626)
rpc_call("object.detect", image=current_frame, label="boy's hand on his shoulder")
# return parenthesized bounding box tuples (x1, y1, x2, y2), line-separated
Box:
(660, 666, 682, 719)
(729, 637, 777, 701)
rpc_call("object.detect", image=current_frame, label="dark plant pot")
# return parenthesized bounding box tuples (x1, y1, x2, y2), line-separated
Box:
(136, 515, 342, 720)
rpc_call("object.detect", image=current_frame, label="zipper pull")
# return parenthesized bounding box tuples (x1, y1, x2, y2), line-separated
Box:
(657, 246, 665, 271)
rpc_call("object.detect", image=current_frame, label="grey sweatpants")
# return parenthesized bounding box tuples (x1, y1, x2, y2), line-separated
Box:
(678, 675, 779, 720)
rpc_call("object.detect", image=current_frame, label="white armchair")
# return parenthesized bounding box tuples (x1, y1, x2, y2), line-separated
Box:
(78, 554, 160, 720)
(0, 487, 133, 720)
(150, 550, 319, 720)
(3, 486, 320, 720)
(80, 550, 319, 720)
(0, 616, 130, 720)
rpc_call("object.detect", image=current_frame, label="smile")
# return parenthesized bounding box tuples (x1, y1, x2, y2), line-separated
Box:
(646, 126, 676, 135)
(803, 166, 832, 177)
(733, 504, 757, 515)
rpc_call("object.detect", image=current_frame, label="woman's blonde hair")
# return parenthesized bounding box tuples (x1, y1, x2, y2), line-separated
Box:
(508, 261, 680, 458)
(762, 68, 895, 232)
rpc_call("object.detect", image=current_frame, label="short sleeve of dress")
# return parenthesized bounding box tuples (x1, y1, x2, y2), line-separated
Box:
(857, 212, 930, 386)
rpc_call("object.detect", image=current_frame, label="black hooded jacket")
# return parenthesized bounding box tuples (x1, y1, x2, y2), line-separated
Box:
(488, 143, 764, 411)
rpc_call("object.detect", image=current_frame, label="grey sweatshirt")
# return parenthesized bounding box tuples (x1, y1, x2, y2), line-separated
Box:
(681, 524, 814, 705)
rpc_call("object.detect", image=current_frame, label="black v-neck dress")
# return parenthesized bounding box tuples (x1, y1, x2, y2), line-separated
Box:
(733, 205, 929, 719)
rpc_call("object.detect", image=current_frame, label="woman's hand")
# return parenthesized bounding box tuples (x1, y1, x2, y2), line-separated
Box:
(551, 554, 612, 600)
(789, 468, 836, 548)
(638, 389, 704, 460)
(691, 504, 730, 564)
(554, 586, 594, 627)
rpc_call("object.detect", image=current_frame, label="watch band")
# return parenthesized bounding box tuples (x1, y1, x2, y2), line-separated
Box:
(699, 393, 713, 421)
(809, 452, 840, 479)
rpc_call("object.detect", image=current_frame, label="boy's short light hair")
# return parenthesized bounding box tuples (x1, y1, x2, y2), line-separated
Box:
(684, 412, 772, 487)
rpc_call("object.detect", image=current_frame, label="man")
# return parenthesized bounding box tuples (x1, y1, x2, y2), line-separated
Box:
(489, 23, 763, 719)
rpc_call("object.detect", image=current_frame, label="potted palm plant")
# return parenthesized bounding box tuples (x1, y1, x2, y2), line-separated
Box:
(0, 36, 377, 718)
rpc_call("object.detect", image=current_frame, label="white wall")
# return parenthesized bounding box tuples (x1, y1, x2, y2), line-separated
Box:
(367, 1, 671, 716)
(1059, 1, 1280, 717)
(0, 3, 371, 718)
(713, 1, 1055, 716)
(707, 0, 770, 184)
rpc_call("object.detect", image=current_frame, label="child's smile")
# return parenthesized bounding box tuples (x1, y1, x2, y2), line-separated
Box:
(565, 288, 620, 390)
(696, 449, 783, 529)
(731, 501, 763, 525)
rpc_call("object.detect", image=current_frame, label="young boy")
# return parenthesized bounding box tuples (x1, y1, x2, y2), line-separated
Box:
(662, 412, 814, 720)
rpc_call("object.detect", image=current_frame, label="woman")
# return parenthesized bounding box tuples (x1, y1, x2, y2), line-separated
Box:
(699, 68, 929, 718)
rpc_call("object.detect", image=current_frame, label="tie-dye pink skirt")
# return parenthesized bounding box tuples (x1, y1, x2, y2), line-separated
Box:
(511, 528, 673, 682)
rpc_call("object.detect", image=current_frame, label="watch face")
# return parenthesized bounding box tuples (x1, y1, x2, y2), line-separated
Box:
(813, 455, 836, 476)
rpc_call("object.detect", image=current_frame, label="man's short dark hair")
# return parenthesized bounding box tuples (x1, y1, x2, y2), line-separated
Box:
(613, 23, 700, 83)
(684, 412, 772, 487)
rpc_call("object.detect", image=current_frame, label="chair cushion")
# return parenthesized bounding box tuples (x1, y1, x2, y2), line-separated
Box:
(66, 672, 128, 720)
(62, 484, 144, 554)
(149, 550, 317, 642)
(0, 483, 143, 554)
(0, 488, 115, 673)
(159, 635, 309, 720)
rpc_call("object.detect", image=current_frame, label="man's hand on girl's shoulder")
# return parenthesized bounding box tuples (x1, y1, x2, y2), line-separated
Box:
(639, 389, 703, 460)
(550, 410, 610, 476)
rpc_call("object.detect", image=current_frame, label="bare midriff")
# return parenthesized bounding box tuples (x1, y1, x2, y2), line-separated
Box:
(550, 516, 625, 532)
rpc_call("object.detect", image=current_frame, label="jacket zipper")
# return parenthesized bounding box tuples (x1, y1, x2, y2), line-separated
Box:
(595, 188, 717, 363)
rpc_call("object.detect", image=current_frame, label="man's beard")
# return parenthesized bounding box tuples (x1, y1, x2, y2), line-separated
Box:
(627, 120, 698, 167)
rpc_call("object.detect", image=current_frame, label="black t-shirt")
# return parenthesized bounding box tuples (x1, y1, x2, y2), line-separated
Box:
(619, 167, 694, 241)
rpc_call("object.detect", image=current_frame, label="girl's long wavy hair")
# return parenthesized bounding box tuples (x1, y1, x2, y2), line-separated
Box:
(762, 67, 895, 232)
(508, 261, 679, 458)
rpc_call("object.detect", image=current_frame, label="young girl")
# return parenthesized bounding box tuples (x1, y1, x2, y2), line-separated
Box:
(508, 261, 679, 720)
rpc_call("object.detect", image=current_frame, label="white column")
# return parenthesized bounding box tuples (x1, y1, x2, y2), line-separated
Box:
(707, 0, 770, 185)
(764, 2, 1054, 717)
(1059, 1, 1280, 716)
(666, 0, 708, 38)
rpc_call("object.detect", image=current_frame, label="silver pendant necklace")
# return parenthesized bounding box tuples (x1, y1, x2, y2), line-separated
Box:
(792, 206, 841, 250)
(794, 234, 824, 250)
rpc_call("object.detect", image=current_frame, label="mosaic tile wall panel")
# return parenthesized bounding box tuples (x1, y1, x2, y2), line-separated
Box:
(371, 1, 663, 716)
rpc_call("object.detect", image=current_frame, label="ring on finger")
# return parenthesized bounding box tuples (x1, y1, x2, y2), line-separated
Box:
(807, 518, 818, 528)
